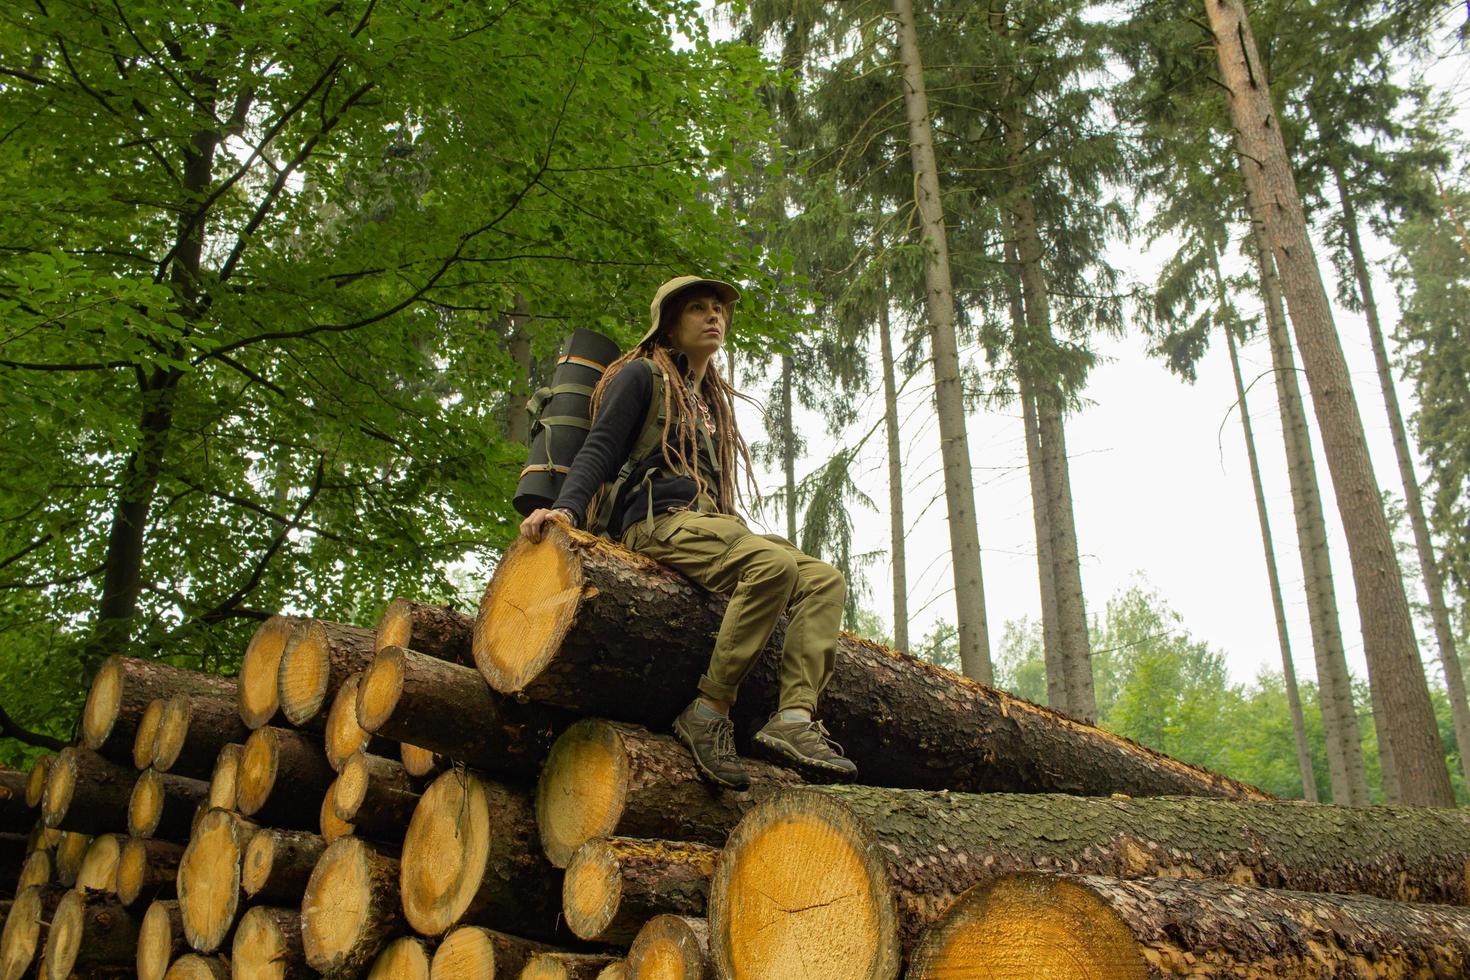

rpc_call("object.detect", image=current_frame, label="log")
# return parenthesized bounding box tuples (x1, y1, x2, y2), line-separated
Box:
(130, 768, 209, 840)
(359, 645, 573, 779)
(23, 823, 61, 857)
(165, 955, 230, 979)
(0, 884, 66, 980)
(14, 850, 50, 893)
(232, 905, 311, 980)
(24, 757, 53, 810)
(176, 808, 253, 953)
(376, 598, 474, 665)
(41, 747, 133, 834)
(597, 964, 626, 980)
(399, 742, 441, 778)
(155, 688, 250, 779)
(400, 768, 565, 941)
(521, 951, 618, 979)
(709, 786, 1470, 980)
(429, 925, 555, 980)
(207, 744, 242, 812)
(479, 531, 1267, 800)
(242, 828, 326, 903)
(40, 890, 139, 980)
(332, 750, 420, 843)
(82, 656, 235, 764)
(133, 698, 168, 770)
(240, 615, 303, 729)
(626, 915, 711, 980)
(368, 936, 432, 979)
(908, 872, 1470, 979)
(324, 673, 373, 771)
(75, 832, 122, 893)
(536, 720, 800, 868)
(118, 837, 185, 907)
(563, 838, 716, 944)
(301, 837, 404, 978)
(237, 726, 336, 829)
(278, 619, 375, 729)
(53, 831, 90, 887)
(320, 780, 354, 844)
(137, 899, 186, 980)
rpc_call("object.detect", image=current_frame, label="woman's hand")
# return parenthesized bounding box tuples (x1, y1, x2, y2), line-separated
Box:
(520, 507, 574, 543)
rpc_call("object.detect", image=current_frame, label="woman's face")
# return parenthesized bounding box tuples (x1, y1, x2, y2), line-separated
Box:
(668, 290, 728, 360)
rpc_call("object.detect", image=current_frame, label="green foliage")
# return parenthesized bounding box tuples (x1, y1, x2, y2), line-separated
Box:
(0, 0, 784, 758)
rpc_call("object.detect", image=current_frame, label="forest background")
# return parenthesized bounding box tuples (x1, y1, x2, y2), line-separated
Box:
(0, 0, 1466, 807)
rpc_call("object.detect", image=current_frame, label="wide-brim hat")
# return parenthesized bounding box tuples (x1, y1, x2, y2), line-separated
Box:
(639, 275, 740, 346)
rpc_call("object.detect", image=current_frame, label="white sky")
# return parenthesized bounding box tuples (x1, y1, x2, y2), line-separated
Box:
(731, 33, 1470, 688)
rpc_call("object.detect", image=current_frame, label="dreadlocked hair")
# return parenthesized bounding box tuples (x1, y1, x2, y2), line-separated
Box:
(589, 339, 757, 517)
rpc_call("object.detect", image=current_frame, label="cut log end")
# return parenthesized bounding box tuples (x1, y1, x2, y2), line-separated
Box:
(428, 927, 495, 978)
(907, 874, 1146, 980)
(278, 620, 334, 726)
(208, 744, 242, 812)
(240, 615, 297, 729)
(133, 699, 167, 770)
(473, 530, 581, 694)
(53, 832, 91, 887)
(75, 833, 121, 893)
(627, 916, 708, 980)
(25, 755, 53, 809)
(598, 964, 627, 980)
(325, 673, 370, 771)
(81, 657, 126, 750)
(320, 782, 354, 844)
(117, 838, 147, 905)
(333, 755, 369, 818)
(39, 890, 86, 980)
(712, 791, 893, 980)
(17, 850, 51, 892)
(1, 886, 59, 980)
(368, 936, 431, 979)
(232, 906, 305, 980)
(522, 951, 617, 980)
(177, 809, 247, 954)
(152, 694, 193, 773)
(562, 841, 622, 941)
(302, 837, 402, 975)
(374, 598, 417, 653)
(40, 749, 77, 829)
(357, 647, 404, 734)
(129, 769, 162, 838)
(137, 900, 183, 980)
(537, 720, 630, 868)
(165, 954, 230, 979)
(237, 727, 278, 816)
(399, 742, 440, 778)
(400, 769, 489, 937)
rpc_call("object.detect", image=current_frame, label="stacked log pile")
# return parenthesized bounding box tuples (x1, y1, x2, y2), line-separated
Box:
(3, 526, 1470, 978)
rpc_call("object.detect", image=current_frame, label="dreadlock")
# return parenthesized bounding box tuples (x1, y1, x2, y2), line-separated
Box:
(588, 319, 756, 517)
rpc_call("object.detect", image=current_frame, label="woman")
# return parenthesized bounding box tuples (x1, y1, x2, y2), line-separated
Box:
(519, 275, 857, 789)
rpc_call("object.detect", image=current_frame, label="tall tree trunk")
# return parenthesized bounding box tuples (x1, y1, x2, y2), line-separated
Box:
(505, 295, 533, 446)
(992, 0, 1092, 718)
(1214, 246, 1316, 799)
(1210, 0, 1454, 805)
(891, 0, 992, 682)
(1332, 165, 1470, 789)
(875, 253, 911, 653)
(1006, 219, 1065, 712)
(780, 354, 798, 543)
(1248, 214, 1370, 805)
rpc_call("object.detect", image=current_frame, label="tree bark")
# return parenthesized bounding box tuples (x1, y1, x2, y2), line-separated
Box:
(563, 837, 717, 944)
(81, 656, 235, 765)
(711, 784, 1470, 980)
(278, 619, 376, 729)
(1332, 163, 1470, 788)
(233, 906, 312, 980)
(42, 748, 133, 835)
(1215, 249, 1317, 800)
(780, 354, 798, 543)
(535, 720, 802, 869)
(1248, 213, 1371, 805)
(301, 838, 404, 977)
(242, 828, 327, 903)
(399, 769, 566, 941)
(891, 0, 992, 681)
(137, 899, 186, 980)
(481, 531, 1268, 801)
(909, 871, 1470, 978)
(1209, 0, 1454, 806)
(154, 688, 249, 780)
(358, 645, 573, 779)
(374, 598, 474, 665)
(429, 925, 556, 979)
(627, 916, 711, 980)
(873, 246, 910, 653)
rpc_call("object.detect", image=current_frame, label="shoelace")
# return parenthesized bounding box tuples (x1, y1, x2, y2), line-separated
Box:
(798, 720, 846, 758)
(711, 718, 738, 760)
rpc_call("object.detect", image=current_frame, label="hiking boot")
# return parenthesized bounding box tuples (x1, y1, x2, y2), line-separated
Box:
(673, 700, 751, 791)
(752, 715, 859, 781)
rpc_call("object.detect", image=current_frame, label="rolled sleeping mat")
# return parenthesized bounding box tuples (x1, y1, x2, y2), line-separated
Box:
(514, 327, 623, 516)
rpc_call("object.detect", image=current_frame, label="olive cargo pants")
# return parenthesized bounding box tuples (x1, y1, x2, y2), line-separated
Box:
(622, 510, 846, 713)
